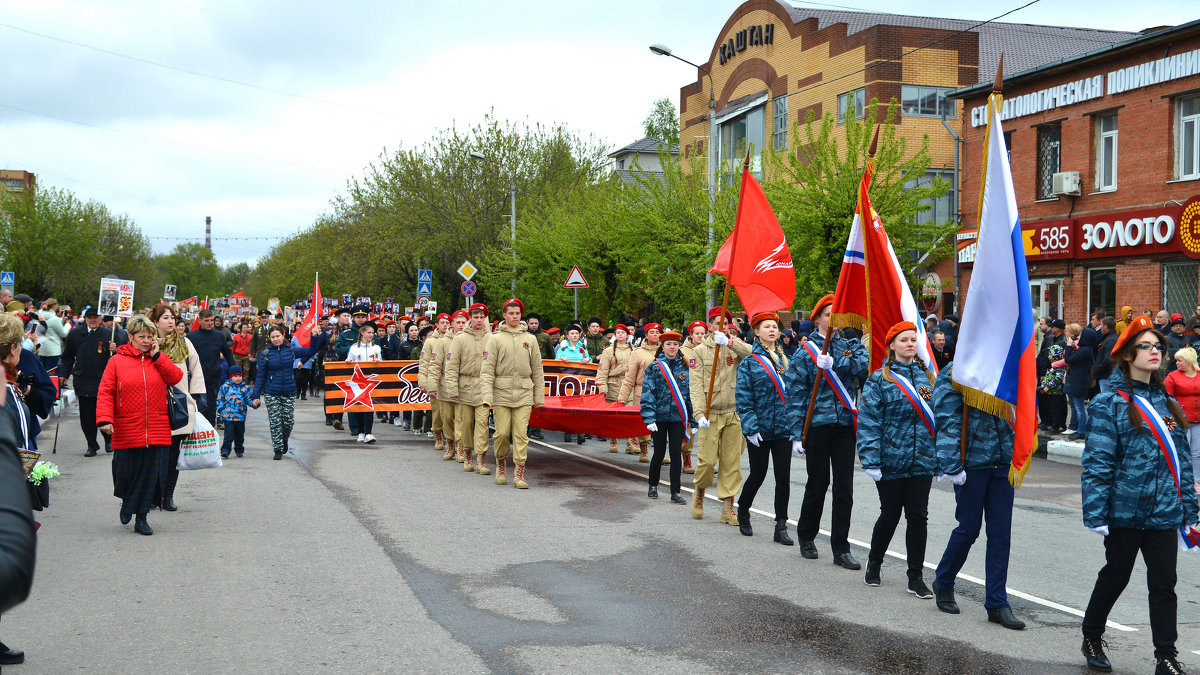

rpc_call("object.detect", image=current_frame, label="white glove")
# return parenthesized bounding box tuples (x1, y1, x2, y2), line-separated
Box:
(713, 330, 729, 346)
(697, 416, 710, 428)
(937, 470, 967, 485)
(816, 353, 834, 369)
(792, 440, 804, 458)
(1088, 525, 1110, 537)
(609, 335, 616, 344)
(865, 468, 883, 481)
(746, 433, 762, 446)
(626, 334, 635, 344)
(646, 422, 658, 433)
(691, 428, 698, 436)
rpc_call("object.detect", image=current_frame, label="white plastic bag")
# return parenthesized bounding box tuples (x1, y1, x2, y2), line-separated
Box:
(177, 415, 222, 470)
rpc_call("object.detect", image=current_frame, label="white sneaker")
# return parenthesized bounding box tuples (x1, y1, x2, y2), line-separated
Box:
(364, 434, 377, 444)
(393, 418, 403, 426)
(425, 431, 434, 438)
(357, 433, 366, 443)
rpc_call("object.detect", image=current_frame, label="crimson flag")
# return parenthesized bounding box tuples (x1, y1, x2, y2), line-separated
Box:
(709, 167, 795, 317)
(295, 274, 322, 348)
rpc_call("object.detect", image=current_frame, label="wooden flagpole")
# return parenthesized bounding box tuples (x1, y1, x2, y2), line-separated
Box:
(704, 150, 752, 419)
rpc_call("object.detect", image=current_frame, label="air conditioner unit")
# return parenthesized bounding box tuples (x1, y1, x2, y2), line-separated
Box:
(1052, 171, 1082, 196)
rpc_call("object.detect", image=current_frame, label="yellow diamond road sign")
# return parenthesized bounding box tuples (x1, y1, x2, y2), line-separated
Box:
(457, 261, 478, 281)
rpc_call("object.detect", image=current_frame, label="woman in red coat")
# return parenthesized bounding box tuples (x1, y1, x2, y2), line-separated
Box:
(97, 315, 183, 535)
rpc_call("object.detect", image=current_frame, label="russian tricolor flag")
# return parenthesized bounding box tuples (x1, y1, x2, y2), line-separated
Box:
(951, 75, 1038, 486)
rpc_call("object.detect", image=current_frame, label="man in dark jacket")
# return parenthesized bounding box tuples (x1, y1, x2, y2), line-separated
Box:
(59, 307, 113, 455)
(187, 309, 236, 426)
(1092, 317, 1118, 392)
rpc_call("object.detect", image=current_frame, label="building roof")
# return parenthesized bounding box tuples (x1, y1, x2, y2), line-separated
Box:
(780, 4, 1137, 84)
(608, 136, 679, 158)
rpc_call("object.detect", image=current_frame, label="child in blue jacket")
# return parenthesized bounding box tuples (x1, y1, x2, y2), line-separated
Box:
(640, 330, 694, 504)
(217, 366, 257, 457)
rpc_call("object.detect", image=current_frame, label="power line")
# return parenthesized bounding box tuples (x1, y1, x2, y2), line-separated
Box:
(0, 21, 390, 117)
(148, 235, 287, 241)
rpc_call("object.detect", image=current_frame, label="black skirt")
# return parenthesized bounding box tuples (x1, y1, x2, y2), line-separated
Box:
(111, 445, 169, 514)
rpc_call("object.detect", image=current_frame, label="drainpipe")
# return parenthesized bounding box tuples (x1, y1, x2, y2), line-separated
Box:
(941, 107, 962, 316)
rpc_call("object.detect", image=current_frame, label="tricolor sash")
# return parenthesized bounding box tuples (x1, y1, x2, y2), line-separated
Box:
(890, 370, 936, 439)
(802, 340, 858, 415)
(1118, 390, 1200, 550)
(751, 353, 787, 405)
(656, 360, 691, 441)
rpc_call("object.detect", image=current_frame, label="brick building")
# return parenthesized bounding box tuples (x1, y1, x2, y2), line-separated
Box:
(941, 18, 1200, 324)
(671, 0, 1133, 242)
(0, 170, 35, 193)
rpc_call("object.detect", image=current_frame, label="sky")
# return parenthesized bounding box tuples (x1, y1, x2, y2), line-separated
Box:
(0, 0, 1188, 268)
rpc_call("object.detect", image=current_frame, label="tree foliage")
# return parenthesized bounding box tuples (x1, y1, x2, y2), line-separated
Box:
(643, 98, 680, 148)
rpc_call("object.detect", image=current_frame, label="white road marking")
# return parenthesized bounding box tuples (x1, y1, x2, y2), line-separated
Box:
(532, 438, 1136, 632)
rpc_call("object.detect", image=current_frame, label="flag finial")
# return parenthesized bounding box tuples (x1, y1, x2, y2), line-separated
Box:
(867, 126, 880, 158)
(993, 53, 1005, 94)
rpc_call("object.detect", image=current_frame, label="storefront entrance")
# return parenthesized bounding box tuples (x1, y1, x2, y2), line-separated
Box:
(1030, 278, 1064, 320)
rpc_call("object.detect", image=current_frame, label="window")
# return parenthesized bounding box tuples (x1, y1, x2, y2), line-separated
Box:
(900, 85, 955, 118)
(772, 95, 788, 151)
(719, 105, 765, 182)
(1178, 95, 1200, 180)
(1004, 131, 1013, 165)
(1163, 262, 1199, 316)
(837, 88, 865, 124)
(1087, 268, 1116, 319)
(903, 170, 955, 225)
(1036, 123, 1061, 200)
(1096, 113, 1118, 191)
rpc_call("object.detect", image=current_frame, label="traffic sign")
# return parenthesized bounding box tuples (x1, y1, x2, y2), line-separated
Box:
(417, 269, 432, 283)
(563, 266, 589, 288)
(418, 296, 430, 308)
(457, 261, 478, 281)
(416, 281, 432, 297)
(460, 280, 477, 296)
(0, 271, 13, 287)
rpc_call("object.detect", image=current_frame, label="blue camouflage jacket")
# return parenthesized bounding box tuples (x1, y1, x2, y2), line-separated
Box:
(933, 363, 1014, 474)
(787, 330, 868, 432)
(735, 343, 795, 441)
(640, 353, 693, 427)
(858, 361, 939, 479)
(1082, 371, 1200, 530)
(216, 379, 256, 421)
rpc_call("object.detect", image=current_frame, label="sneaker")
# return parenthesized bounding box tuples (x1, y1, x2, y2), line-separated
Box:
(864, 560, 881, 587)
(393, 418, 403, 426)
(220, 452, 230, 458)
(426, 431, 434, 438)
(364, 434, 377, 444)
(907, 578, 934, 599)
(357, 433, 366, 443)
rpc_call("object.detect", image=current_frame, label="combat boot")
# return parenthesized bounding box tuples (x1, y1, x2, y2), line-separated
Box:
(463, 449, 475, 472)
(608, 438, 618, 453)
(662, 453, 671, 465)
(434, 430, 444, 452)
(720, 497, 739, 525)
(625, 439, 639, 454)
(683, 452, 694, 474)
(442, 440, 455, 461)
(691, 487, 705, 519)
(495, 456, 507, 485)
(476, 450, 491, 475)
(456, 444, 466, 463)
(639, 442, 650, 463)
(514, 462, 528, 489)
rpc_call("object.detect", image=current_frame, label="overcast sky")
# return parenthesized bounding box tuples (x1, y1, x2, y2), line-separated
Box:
(0, 0, 1187, 267)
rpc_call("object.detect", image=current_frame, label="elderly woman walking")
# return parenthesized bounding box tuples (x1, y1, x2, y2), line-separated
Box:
(148, 304, 205, 512)
(96, 314, 183, 535)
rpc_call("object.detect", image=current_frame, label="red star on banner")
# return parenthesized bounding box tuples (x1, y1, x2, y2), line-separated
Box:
(336, 363, 381, 411)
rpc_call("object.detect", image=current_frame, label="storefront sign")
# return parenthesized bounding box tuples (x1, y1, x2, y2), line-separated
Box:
(718, 23, 774, 65)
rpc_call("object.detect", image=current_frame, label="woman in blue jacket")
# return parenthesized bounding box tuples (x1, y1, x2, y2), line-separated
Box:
(734, 311, 799, 543)
(1079, 316, 1199, 675)
(639, 330, 693, 504)
(252, 325, 328, 460)
(857, 322, 938, 599)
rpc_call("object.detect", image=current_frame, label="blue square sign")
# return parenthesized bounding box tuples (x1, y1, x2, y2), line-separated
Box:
(0, 272, 13, 286)
(417, 281, 432, 297)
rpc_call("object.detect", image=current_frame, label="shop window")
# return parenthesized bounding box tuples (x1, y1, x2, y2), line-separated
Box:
(1178, 95, 1200, 180)
(1163, 262, 1199, 316)
(903, 170, 954, 225)
(1096, 113, 1118, 191)
(773, 95, 788, 151)
(900, 85, 955, 118)
(1036, 123, 1061, 200)
(1087, 268, 1116, 319)
(837, 88, 865, 124)
(719, 105, 765, 183)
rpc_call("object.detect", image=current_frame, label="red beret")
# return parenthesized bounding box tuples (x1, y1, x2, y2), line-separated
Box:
(660, 331, 683, 343)
(400, 315, 413, 322)
(1112, 315, 1157, 356)
(436, 313, 450, 323)
(810, 294, 834, 322)
(750, 311, 780, 327)
(688, 320, 707, 334)
(644, 323, 663, 333)
(467, 303, 489, 317)
(707, 307, 733, 321)
(615, 323, 630, 333)
(451, 310, 468, 320)
(884, 321, 917, 347)
(502, 297, 524, 314)
(547, 327, 560, 335)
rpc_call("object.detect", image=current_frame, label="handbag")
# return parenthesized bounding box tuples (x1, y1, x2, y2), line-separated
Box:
(166, 385, 190, 431)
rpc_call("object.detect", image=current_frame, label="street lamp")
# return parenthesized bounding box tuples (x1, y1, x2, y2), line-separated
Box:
(468, 151, 517, 293)
(651, 43, 718, 311)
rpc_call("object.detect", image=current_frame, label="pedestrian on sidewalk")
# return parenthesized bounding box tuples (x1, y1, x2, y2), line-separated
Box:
(217, 366, 257, 458)
(252, 324, 329, 458)
(639, 330, 694, 504)
(1164, 346, 1200, 492)
(59, 306, 113, 456)
(856, 322, 937, 599)
(35, 298, 70, 374)
(1080, 317, 1199, 674)
(344, 320, 381, 444)
(148, 304, 205, 512)
(96, 314, 184, 536)
(1062, 324, 1097, 441)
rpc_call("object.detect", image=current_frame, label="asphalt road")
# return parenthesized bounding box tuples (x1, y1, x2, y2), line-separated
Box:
(7, 397, 1199, 674)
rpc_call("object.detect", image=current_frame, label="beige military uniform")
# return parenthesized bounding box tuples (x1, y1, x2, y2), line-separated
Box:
(618, 339, 660, 449)
(596, 341, 632, 403)
(678, 338, 706, 470)
(480, 323, 544, 476)
(444, 325, 491, 463)
(419, 329, 447, 447)
(429, 328, 458, 457)
(689, 333, 752, 503)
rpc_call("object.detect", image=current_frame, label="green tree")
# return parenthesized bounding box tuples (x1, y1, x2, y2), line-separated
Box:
(154, 242, 223, 301)
(643, 98, 680, 147)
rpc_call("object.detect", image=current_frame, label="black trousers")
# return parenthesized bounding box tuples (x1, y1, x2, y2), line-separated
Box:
(79, 394, 101, 451)
(294, 369, 310, 399)
(350, 412, 373, 435)
(1082, 527, 1178, 658)
(202, 390, 217, 426)
(165, 435, 183, 500)
(1038, 391, 1067, 428)
(797, 424, 856, 554)
(737, 437, 791, 521)
(868, 475, 932, 578)
(649, 421, 684, 493)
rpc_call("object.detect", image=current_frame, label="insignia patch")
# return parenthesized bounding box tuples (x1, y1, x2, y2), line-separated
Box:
(842, 349, 852, 357)
(1165, 416, 1178, 431)
(446, 354, 452, 360)
(919, 386, 933, 401)
(688, 359, 696, 368)
(482, 351, 488, 359)
(726, 356, 734, 366)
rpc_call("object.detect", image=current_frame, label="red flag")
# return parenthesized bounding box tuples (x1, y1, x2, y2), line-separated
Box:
(295, 274, 322, 348)
(709, 167, 795, 317)
(228, 291, 244, 300)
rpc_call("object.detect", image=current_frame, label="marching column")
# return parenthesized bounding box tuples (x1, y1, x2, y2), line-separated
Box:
(618, 322, 663, 462)
(596, 324, 635, 453)
(444, 305, 491, 473)
(419, 313, 452, 453)
(435, 311, 467, 461)
(480, 298, 544, 488)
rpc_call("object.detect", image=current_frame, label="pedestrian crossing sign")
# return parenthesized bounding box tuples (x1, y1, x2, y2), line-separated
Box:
(0, 272, 13, 286)
(418, 269, 432, 283)
(416, 281, 432, 297)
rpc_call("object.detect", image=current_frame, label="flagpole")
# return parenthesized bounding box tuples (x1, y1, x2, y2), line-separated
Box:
(704, 151, 752, 419)
(803, 127, 879, 446)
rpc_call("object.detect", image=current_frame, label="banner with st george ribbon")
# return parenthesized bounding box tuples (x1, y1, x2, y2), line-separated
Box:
(323, 360, 609, 413)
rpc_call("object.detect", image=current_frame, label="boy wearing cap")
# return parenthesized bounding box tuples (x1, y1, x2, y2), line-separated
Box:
(480, 298, 544, 488)
(689, 307, 752, 522)
(420, 313, 452, 450)
(445, 304, 492, 472)
(217, 366, 257, 458)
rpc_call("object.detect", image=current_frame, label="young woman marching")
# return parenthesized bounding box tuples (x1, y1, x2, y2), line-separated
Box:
(1079, 316, 1199, 675)
(556, 324, 590, 443)
(251, 325, 328, 458)
(596, 324, 635, 453)
(345, 320, 382, 443)
(619, 322, 664, 462)
(733, 312, 797, 543)
(857, 322, 937, 598)
(639, 331, 694, 504)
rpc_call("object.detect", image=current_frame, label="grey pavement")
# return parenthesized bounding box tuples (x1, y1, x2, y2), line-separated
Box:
(6, 395, 1199, 673)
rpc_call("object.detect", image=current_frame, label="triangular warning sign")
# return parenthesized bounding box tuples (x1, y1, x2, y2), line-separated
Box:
(563, 266, 589, 288)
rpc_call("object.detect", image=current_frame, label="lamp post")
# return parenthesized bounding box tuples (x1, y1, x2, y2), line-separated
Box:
(469, 151, 517, 293)
(650, 43, 717, 311)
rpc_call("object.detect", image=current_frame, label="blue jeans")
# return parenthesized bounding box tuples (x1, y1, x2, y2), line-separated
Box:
(220, 420, 245, 455)
(1068, 395, 1089, 434)
(934, 467, 1014, 610)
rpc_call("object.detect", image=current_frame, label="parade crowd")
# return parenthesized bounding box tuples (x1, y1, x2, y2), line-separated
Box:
(3, 286, 1199, 674)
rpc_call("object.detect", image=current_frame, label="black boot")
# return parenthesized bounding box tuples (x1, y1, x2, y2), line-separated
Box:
(864, 559, 881, 586)
(738, 508, 752, 536)
(933, 581, 959, 614)
(564, 433, 574, 443)
(120, 503, 132, 525)
(576, 434, 585, 445)
(773, 519, 794, 545)
(163, 496, 177, 512)
(529, 428, 543, 440)
(987, 607, 1025, 630)
(134, 515, 153, 535)
(1080, 635, 1111, 673)
(0, 641, 25, 665)
(1156, 656, 1187, 675)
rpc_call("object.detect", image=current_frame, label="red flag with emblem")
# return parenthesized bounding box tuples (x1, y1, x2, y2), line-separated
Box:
(709, 166, 795, 317)
(295, 274, 322, 348)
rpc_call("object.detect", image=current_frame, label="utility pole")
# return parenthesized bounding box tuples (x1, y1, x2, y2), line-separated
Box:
(205, 216, 212, 251)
